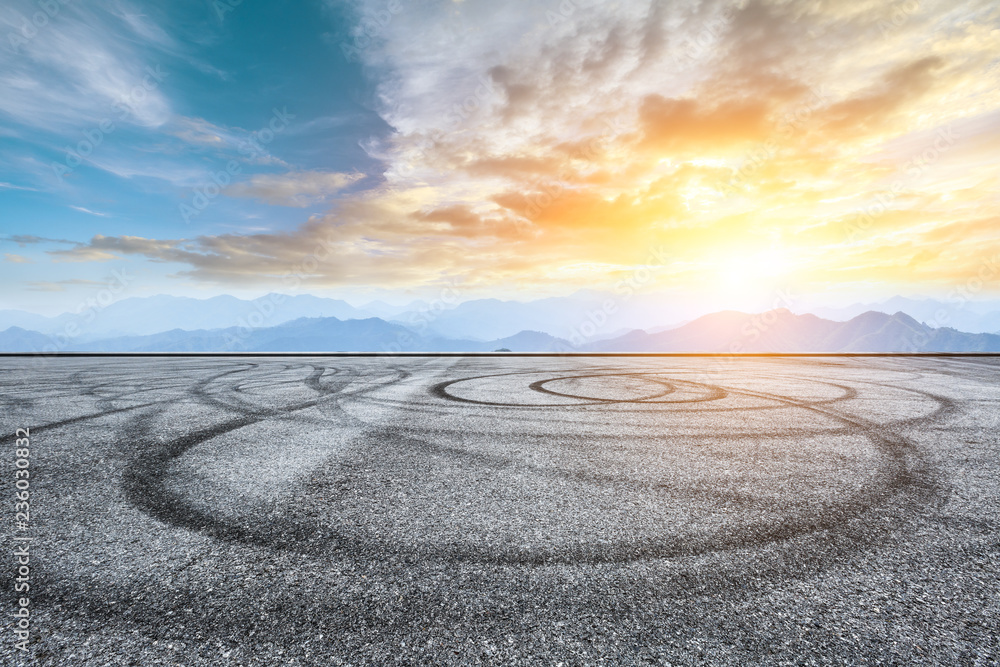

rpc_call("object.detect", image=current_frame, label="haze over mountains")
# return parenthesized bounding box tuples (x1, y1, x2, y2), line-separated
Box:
(4, 292, 1000, 339)
(0, 292, 689, 341)
(587, 309, 1000, 353)
(1, 293, 1000, 353)
(0, 294, 370, 338)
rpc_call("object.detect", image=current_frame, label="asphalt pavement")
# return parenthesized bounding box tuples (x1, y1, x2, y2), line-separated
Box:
(1, 355, 998, 665)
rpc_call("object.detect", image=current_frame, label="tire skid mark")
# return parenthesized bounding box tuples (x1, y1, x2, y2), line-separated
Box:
(431, 373, 728, 408)
(120, 361, 404, 553)
(368, 378, 941, 565)
(114, 361, 945, 567)
(30, 401, 166, 435)
(122, 409, 326, 548)
(426, 371, 863, 412)
(353, 365, 941, 563)
(528, 373, 679, 402)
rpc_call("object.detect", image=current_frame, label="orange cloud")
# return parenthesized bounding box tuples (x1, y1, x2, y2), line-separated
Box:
(639, 96, 770, 153)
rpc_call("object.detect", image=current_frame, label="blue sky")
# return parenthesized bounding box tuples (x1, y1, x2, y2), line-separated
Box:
(2, 0, 999, 315)
(1, 0, 388, 310)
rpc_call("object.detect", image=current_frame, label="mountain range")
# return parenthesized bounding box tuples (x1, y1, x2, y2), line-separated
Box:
(5, 293, 1000, 345)
(586, 309, 1000, 353)
(2, 306, 999, 353)
(0, 294, 369, 339)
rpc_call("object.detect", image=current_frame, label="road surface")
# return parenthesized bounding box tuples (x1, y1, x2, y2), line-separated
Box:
(1, 356, 998, 664)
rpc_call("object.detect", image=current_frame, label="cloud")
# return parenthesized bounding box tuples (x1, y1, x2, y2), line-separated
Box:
(0, 182, 38, 191)
(411, 204, 528, 239)
(166, 116, 288, 167)
(2, 235, 75, 246)
(69, 206, 109, 217)
(9, 0, 999, 301)
(24, 279, 104, 292)
(169, 116, 234, 147)
(48, 244, 120, 263)
(0, 1, 172, 131)
(638, 96, 770, 153)
(412, 205, 482, 231)
(821, 57, 945, 134)
(48, 235, 178, 263)
(4, 253, 31, 263)
(226, 171, 365, 207)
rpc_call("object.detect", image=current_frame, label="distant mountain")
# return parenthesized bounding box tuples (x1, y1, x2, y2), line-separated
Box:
(387, 291, 690, 341)
(591, 309, 1000, 353)
(807, 297, 1000, 334)
(9, 291, 1000, 344)
(0, 326, 57, 353)
(2, 308, 1000, 353)
(416, 330, 573, 353)
(392, 296, 597, 340)
(0, 317, 574, 353)
(72, 317, 427, 353)
(0, 294, 371, 338)
(358, 299, 428, 319)
(0, 311, 62, 335)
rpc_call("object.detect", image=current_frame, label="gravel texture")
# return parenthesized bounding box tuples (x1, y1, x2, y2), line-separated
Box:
(1, 355, 998, 665)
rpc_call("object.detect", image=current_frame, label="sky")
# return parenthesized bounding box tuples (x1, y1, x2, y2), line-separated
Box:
(1, 0, 999, 315)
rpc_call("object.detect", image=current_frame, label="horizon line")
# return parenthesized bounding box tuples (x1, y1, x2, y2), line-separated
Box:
(3, 352, 1000, 358)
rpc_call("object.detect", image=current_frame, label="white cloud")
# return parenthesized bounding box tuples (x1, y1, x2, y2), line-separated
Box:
(16, 0, 1000, 298)
(0, 182, 38, 191)
(24, 278, 104, 291)
(69, 205, 109, 216)
(227, 171, 365, 207)
(0, 1, 172, 131)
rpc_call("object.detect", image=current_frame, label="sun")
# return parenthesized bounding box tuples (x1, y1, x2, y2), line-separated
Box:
(710, 247, 796, 305)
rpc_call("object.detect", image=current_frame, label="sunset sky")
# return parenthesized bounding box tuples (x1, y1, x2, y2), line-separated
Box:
(1, 0, 999, 314)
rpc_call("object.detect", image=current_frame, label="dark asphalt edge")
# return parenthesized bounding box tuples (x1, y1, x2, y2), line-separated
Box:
(4, 352, 1000, 358)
